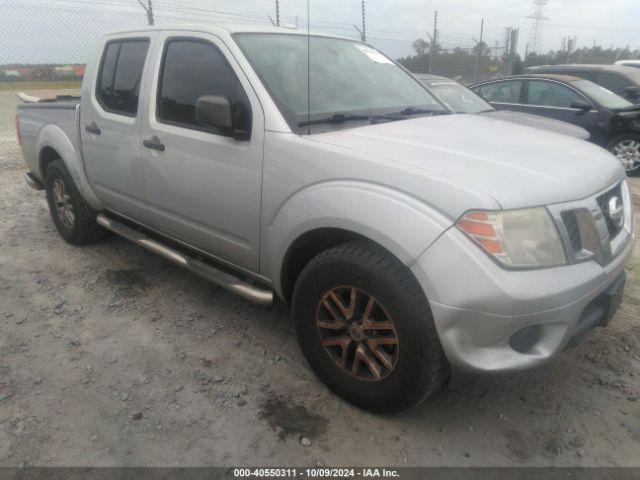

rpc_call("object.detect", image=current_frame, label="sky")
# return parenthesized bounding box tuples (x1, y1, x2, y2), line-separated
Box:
(1, 0, 640, 65)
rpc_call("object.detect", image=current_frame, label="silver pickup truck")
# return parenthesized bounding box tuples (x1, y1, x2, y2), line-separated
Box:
(16, 25, 635, 413)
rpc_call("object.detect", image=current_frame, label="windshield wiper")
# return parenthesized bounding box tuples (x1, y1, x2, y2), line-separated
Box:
(399, 106, 451, 116)
(298, 113, 371, 128)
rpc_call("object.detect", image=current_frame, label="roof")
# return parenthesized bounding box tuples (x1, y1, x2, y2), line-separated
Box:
(471, 73, 584, 86)
(413, 73, 455, 83)
(103, 24, 356, 42)
(528, 64, 639, 74)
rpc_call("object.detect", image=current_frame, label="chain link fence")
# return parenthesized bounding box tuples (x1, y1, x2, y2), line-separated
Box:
(0, 0, 541, 165)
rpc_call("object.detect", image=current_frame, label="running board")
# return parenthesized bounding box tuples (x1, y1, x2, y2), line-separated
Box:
(96, 214, 273, 305)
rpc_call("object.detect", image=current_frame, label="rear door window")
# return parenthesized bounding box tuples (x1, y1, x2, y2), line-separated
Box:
(96, 39, 150, 116)
(476, 81, 523, 104)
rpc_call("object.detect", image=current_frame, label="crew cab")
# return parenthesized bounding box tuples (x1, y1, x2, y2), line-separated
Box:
(16, 25, 635, 412)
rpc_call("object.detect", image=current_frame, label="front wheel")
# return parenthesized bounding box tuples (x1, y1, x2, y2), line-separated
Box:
(292, 241, 449, 413)
(609, 134, 640, 176)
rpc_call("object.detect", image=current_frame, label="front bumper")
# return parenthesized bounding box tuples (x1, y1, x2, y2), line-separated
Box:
(411, 225, 635, 373)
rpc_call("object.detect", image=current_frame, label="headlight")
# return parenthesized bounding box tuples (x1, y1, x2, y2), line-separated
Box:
(456, 207, 566, 268)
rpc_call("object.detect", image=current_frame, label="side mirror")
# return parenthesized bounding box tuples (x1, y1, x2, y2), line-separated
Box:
(570, 100, 593, 113)
(196, 95, 247, 139)
(624, 86, 640, 99)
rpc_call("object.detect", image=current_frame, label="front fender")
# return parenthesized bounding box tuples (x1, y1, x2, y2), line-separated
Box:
(263, 180, 454, 297)
(36, 110, 104, 210)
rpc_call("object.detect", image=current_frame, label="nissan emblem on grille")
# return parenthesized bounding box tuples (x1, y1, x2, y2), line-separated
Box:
(608, 196, 624, 229)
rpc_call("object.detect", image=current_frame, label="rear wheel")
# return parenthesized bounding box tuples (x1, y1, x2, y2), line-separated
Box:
(292, 241, 449, 413)
(45, 159, 105, 245)
(609, 134, 640, 175)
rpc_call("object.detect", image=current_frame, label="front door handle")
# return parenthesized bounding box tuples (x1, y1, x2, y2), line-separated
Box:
(143, 135, 165, 152)
(84, 122, 101, 135)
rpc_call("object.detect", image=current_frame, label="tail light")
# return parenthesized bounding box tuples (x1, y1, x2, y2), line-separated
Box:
(15, 113, 22, 147)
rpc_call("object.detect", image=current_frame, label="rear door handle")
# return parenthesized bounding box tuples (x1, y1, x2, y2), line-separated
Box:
(84, 122, 101, 135)
(143, 135, 165, 152)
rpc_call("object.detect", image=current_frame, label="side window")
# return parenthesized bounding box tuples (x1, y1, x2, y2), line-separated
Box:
(527, 80, 583, 108)
(97, 43, 120, 109)
(157, 39, 252, 137)
(96, 39, 150, 116)
(593, 73, 631, 96)
(477, 81, 522, 104)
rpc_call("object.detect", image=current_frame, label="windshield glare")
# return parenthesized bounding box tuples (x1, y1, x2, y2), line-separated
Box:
(574, 80, 633, 109)
(422, 79, 493, 114)
(234, 33, 447, 130)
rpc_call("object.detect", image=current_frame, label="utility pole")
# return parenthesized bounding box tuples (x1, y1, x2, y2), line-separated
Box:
(507, 28, 519, 75)
(136, 0, 154, 25)
(427, 10, 438, 74)
(474, 18, 484, 80)
(275, 0, 280, 27)
(353, 1, 366, 42)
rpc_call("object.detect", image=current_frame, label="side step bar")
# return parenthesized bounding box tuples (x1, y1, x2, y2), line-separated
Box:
(96, 214, 273, 305)
(24, 172, 45, 191)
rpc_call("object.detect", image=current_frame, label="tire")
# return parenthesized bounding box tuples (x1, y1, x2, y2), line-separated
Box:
(292, 241, 449, 413)
(45, 159, 105, 245)
(608, 133, 640, 176)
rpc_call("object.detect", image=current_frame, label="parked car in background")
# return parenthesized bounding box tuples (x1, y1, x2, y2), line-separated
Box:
(615, 60, 640, 69)
(526, 64, 640, 103)
(415, 74, 589, 139)
(472, 74, 640, 175)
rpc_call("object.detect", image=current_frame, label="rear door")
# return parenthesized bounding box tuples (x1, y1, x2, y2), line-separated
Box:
(473, 80, 527, 112)
(523, 80, 598, 132)
(140, 32, 264, 272)
(81, 35, 154, 222)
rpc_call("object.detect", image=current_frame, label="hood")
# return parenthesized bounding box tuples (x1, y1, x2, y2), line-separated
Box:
(309, 114, 625, 210)
(482, 110, 590, 140)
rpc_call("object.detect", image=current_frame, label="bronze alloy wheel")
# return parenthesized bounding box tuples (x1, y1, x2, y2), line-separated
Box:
(52, 178, 75, 229)
(315, 286, 399, 381)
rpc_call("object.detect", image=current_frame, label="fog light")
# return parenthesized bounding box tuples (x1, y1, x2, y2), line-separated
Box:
(509, 325, 543, 354)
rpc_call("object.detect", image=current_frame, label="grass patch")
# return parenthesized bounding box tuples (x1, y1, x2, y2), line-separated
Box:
(0, 81, 81, 92)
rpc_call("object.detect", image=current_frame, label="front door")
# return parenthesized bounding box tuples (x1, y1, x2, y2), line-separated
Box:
(81, 35, 154, 222)
(140, 32, 264, 272)
(523, 80, 599, 135)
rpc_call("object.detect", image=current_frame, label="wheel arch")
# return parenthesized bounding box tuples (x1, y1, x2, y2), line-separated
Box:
(36, 123, 104, 211)
(264, 181, 453, 303)
(280, 227, 368, 304)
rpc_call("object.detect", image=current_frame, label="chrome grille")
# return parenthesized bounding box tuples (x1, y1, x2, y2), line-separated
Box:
(548, 181, 633, 267)
(561, 210, 582, 252)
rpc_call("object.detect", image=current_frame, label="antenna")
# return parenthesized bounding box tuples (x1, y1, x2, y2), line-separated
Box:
(306, 0, 310, 135)
(526, 0, 549, 54)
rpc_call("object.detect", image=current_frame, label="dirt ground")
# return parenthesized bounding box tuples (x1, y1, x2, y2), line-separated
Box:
(0, 127, 639, 467)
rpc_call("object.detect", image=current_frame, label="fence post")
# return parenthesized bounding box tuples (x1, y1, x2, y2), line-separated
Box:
(427, 10, 438, 74)
(474, 18, 484, 80)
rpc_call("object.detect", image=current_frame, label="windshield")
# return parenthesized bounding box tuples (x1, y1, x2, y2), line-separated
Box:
(573, 80, 633, 109)
(421, 79, 493, 114)
(234, 33, 447, 131)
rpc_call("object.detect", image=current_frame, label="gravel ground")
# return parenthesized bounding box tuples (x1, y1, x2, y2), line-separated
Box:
(0, 118, 639, 467)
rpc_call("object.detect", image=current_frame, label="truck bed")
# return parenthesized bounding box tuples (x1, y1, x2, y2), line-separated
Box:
(17, 95, 81, 181)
